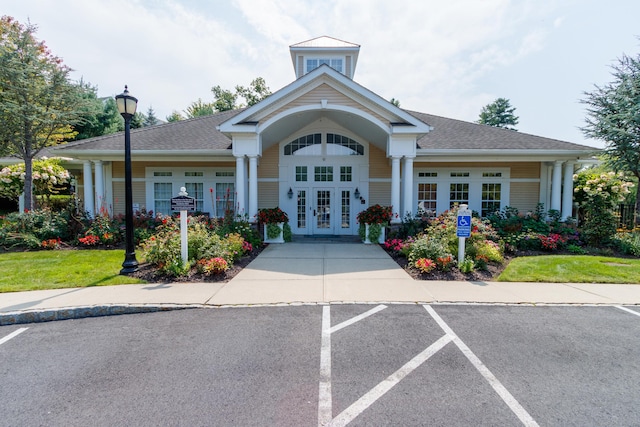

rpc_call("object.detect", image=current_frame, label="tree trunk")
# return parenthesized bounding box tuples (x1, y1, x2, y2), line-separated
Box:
(635, 183, 640, 227)
(23, 158, 33, 212)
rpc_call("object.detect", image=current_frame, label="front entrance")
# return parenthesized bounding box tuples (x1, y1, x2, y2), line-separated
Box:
(297, 187, 354, 235)
(280, 129, 368, 237)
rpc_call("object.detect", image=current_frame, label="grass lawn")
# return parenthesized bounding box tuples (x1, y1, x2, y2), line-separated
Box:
(498, 255, 640, 284)
(0, 250, 146, 292)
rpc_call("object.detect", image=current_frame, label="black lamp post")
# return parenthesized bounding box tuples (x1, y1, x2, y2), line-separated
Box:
(115, 85, 139, 274)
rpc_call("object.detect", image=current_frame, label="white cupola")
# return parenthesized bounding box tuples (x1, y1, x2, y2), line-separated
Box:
(289, 36, 361, 79)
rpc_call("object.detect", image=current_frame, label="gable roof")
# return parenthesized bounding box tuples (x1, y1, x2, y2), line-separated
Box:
(290, 36, 360, 49)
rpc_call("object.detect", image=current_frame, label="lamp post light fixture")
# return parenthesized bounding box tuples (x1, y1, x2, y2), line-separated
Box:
(115, 85, 139, 274)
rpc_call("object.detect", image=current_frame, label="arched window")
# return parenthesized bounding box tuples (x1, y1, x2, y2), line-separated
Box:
(284, 133, 322, 155)
(326, 133, 364, 155)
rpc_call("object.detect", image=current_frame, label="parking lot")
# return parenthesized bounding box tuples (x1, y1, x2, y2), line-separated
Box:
(1, 304, 640, 426)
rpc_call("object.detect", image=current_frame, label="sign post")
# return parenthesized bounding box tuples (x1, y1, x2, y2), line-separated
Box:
(456, 204, 472, 263)
(171, 187, 196, 266)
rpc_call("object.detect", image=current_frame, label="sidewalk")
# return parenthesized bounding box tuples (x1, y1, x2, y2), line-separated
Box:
(1, 243, 639, 325)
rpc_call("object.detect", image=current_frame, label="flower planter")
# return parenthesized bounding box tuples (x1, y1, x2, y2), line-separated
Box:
(363, 223, 385, 244)
(263, 222, 285, 243)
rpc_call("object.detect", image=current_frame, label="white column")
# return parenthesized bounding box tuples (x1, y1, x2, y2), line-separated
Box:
(93, 160, 104, 214)
(402, 156, 414, 218)
(248, 155, 258, 222)
(235, 156, 246, 217)
(551, 160, 563, 213)
(562, 161, 575, 221)
(390, 156, 401, 223)
(83, 160, 94, 217)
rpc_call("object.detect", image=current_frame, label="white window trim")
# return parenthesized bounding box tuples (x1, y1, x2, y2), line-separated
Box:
(145, 167, 235, 217)
(414, 167, 510, 216)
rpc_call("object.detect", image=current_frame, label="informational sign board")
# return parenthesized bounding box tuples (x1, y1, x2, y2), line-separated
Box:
(171, 195, 196, 212)
(456, 209, 472, 238)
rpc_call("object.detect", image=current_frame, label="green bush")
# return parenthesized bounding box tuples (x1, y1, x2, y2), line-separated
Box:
(0, 209, 73, 248)
(614, 231, 640, 256)
(407, 236, 451, 264)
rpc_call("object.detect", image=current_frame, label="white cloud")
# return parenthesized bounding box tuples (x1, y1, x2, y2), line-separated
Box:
(3, 0, 639, 147)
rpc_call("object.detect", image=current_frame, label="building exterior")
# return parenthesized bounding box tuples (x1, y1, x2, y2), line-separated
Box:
(54, 36, 596, 236)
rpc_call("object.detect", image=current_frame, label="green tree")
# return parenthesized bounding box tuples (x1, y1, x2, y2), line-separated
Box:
(235, 77, 271, 107)
(477, 98, 519, 130)
(390, 98, 401, 107)
(185, 98, 215, 118)
(72, 80, 123, 140)
(0, 16, 88, 211)
(581, 52, 640, 226)
(211, 86, 237, 112)
(166, 110, 184, 122)
(143, 106, 159, 127)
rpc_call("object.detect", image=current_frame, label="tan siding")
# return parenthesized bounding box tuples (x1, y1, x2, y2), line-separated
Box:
(259, 145, 279, 179)
(112, 182, 146, 215)
(369, 145, 390, 179)
(345, 56, 352, 77)
(297, 56, 303, 78)
(510, 162, 540, 179)
(368, 182, 390, 206)
(258, 182, 279, 209)
(259, 83, 388, 124)
(510, 182, 540, 213)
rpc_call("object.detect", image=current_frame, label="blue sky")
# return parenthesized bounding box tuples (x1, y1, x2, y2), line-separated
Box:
(3, 0, 640, 148)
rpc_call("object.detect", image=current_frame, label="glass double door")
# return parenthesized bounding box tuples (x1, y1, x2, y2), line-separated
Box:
(297, 187, 353, 235)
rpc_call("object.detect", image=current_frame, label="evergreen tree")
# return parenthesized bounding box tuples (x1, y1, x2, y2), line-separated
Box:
(477, 98, 519, 130)
(143, 106, 159, 127)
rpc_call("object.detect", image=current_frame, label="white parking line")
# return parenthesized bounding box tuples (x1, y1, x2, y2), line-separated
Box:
(329, 305, 387, 334)
(0, 327, 28, 346)
(330, 334, 452, 427)
(424, 305, 539, 427)
(318, 305, 332, 427)
(615, 306, 640, 317)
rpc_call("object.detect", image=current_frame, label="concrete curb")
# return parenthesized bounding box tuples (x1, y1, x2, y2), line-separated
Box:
(0, 304, 205, 326)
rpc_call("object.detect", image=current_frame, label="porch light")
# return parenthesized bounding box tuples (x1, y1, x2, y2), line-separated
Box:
(288, 187, 294, 199)
(354, 187, 360, 199)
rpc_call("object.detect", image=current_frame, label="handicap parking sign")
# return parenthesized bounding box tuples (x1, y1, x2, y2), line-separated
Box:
(456, 214, 471, 237)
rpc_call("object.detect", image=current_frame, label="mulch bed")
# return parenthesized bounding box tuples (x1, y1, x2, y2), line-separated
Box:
(387, 250, 509, 281)
(127, 246, 265, 284)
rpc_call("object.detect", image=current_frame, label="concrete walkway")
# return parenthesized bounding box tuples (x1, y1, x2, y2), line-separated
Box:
(1, 242, 639, 325)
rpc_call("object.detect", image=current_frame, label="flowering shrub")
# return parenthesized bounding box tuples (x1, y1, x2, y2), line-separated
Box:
(80, 213, 120, 246)
(41, 238, 61, 250)
(78, 234, 100, 246)
(357, 204, 392, 224)
(574, 171, 634, 245)
(0, 159, 71, 199)
(415, 258, 436, 273)
(0, 209, 72, 249)
(196, 257, 229, 275)
(436, 255, 455, 271)
(539, 233, 568, 251)
(257, 207, 288, 224)
(384, 238, 407, 253)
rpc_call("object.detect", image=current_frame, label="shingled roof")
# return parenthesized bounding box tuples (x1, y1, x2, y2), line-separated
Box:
(55, 109, 241, 153)
(53, 106, 595, 156)
(409, 111, 594, 152)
